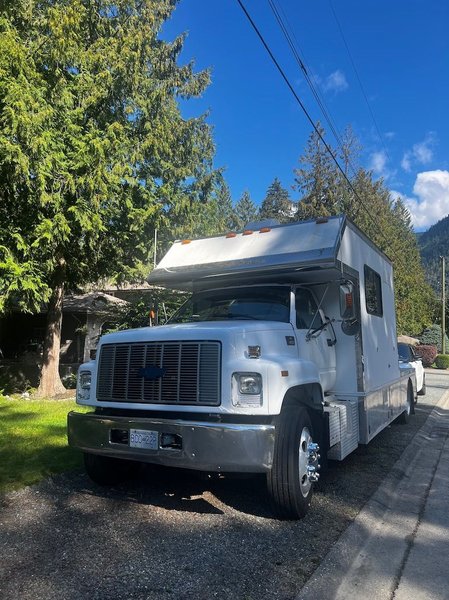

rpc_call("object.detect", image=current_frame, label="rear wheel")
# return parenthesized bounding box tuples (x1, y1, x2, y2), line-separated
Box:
(84, 453, 140, 486)
(267, 405, 320, 519)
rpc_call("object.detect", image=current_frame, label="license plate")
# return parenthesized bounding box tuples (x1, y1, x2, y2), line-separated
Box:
(129, 429, 158, 450)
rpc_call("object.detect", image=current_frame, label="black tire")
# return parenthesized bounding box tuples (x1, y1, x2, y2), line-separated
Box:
(267, 405, 318, 519)
(84, 452, 140, 486)
(417, 375, 426, 397)
(397, 380, 414, 424)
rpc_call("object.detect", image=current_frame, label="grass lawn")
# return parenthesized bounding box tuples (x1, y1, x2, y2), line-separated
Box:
(0, 395, 88, 494)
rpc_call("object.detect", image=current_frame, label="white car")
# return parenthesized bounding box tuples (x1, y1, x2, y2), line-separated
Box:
(398, 342, 426, 398)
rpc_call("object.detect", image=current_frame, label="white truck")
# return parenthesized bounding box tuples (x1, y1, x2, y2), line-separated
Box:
(68, 215, 415, 519)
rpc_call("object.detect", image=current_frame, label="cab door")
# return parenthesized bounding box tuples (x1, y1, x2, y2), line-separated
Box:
(294, 287, 337, 392)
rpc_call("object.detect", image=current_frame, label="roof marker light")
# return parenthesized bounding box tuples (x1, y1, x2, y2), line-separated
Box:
(259, 227, 271, 233)
(226, 232, 237, 238)
(242, 230, 254, 236)
(181, 239, 192, 245)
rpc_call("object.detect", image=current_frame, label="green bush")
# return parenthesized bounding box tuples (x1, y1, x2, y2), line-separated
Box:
(419, 325, 449, 353)
(434, 354, 449, 370)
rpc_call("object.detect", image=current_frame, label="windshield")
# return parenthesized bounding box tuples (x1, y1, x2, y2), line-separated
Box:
(398, 343, 412, 361)
(169, 286, 291, 324)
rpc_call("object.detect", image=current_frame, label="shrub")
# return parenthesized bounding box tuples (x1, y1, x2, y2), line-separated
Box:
(435, 354, 449, 370)
(415, 344, 438, 368)
(419, 325, 449, 353)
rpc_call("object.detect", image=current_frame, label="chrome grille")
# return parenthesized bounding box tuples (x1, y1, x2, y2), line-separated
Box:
(96, 341, 221, 405)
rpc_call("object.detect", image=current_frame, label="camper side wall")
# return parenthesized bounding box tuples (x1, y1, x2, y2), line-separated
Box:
(339, 226, 399, 393)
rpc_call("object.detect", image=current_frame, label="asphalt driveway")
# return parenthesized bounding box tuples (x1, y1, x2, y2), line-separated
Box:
(0, 372, 447, 600)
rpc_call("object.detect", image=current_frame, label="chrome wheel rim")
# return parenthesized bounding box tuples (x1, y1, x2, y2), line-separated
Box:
(298, 427, 313, 497)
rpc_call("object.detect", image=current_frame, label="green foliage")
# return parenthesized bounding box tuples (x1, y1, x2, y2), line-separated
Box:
(259, 178, 293, 223)
(292, 123, 435, 335)
(0, 0, 216, 309)
(293, 123, 343, 220)
(419, 324, 449, 352)
(0, 396, 88, 493)
(418, 214, 449, 292)
(233, 191, 258, 230)
(434, 354, 449, 369)
(105, 289, 187, 331)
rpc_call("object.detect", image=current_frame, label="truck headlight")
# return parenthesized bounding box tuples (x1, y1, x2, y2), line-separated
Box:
(232, 372, 263, 407)
(77, 370, 92, 402)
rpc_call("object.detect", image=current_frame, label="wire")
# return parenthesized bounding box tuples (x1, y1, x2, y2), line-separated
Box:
(269, 0, 356, 178)
(328, 0, 391, 163)
(235, 0, 391, 248)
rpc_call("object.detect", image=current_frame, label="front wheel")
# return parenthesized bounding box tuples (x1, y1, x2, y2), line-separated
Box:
(267, 405, 320, 519)
(84, 452, 140, 486)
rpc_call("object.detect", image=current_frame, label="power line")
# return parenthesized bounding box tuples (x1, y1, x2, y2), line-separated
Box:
(328, 0, 391, 164)
(269, 0, 356, 178)
(235, 0, 391, 247)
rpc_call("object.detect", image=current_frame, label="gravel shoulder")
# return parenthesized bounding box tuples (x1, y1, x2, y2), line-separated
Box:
(0, 373, 447, 600)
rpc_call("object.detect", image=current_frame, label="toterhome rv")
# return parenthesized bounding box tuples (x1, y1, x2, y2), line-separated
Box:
(68, 215, 415, 518)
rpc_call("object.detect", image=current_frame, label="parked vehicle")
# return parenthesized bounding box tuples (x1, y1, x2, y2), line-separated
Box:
(68, 215, 416, 519)
(398, 342, 426, 397)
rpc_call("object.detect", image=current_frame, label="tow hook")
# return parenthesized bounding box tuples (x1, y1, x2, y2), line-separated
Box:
(307, 442, 321, 483)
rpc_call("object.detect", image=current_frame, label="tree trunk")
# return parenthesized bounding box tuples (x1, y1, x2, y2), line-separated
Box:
(36, 260, 67, 398)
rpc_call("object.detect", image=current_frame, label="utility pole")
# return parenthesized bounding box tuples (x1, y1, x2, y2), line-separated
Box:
(441, 256, 446, 354)
(153, 229, 158, 268)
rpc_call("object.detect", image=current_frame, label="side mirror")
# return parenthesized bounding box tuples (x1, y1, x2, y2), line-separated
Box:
(340, 282, 359, 336)
(339, 282, 356, 320)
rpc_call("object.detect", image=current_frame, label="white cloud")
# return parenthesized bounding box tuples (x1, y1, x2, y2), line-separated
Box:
(323, 70, 348, 94)
(401, 134, 436, 172)
(395, 170, 449, 229)
(369, 150, 388, 175)
(401, 154, 412, 172)
(413, 140, 433, 163)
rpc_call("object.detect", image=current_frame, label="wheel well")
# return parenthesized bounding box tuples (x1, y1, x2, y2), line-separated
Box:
(282, 383, 323, 412)
(281, 384, 327, 455)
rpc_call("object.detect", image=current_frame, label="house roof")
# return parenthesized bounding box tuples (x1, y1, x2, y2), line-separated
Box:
(62, 293, 128, 314)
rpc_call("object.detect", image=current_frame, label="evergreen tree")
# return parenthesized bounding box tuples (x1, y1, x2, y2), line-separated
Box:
(0, 0, 216, 396)
(293, 123, 341, 219)
(234, 191, 258, 230)
(292, 123, 435, 334)
(259, 178, 293, 223)
(418, 213, 449, 292)
(215, 180, 236, 231)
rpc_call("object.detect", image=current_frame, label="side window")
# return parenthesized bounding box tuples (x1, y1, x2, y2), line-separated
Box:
(364, 265, 383, 317)
(295, 289, 323, 330)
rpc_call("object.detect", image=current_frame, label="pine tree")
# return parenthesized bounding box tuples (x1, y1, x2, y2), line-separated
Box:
(234, 191, 258, 230)
(292, 123, 435, 334)
(0, 1, 216, 396)
(259, 178, 294, 223)
(215, 181, 236, 231)
(293, 123, 341, 219)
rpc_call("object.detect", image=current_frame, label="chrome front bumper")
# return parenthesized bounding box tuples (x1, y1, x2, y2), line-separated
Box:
(67, 411, 275, 473)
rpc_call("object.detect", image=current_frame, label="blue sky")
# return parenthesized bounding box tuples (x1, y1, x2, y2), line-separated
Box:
(163, 0, 449, 231)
